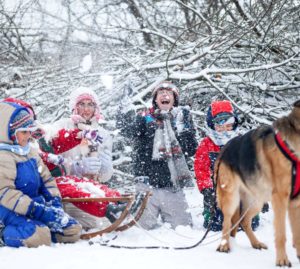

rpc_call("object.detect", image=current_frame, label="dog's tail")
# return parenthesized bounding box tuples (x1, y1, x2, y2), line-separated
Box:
(213, 158, 220, 189)
(213, 155, 223, 217)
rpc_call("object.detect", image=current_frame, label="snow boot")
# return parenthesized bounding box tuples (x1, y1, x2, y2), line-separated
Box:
(106, 192, 147, 223)
(202, 207, 223, 232)
(130, 192, 146, 215)
(105, 203, 127, 223)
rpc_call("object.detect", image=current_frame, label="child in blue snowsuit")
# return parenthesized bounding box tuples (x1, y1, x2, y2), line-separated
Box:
(0, 102, 81, 247)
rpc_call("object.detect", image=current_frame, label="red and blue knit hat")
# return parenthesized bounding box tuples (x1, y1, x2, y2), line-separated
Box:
(206, 100, 238, 130)
(4, 97, 36, 120)
(9, 109, 36, 141)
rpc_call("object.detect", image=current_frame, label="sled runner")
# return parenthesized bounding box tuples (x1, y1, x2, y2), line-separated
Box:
(62, 191, 151, 239)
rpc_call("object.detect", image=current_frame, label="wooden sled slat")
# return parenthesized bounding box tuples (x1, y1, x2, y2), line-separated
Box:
(115, 191, 151, 232)
(62, 192, 151, 240)
(79, 197, 135, 240)
(62, 196, 133, 203)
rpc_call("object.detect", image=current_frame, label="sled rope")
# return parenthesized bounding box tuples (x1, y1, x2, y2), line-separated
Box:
(91, 199, 256, 250)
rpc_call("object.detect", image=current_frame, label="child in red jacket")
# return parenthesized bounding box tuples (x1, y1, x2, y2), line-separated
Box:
(194, 100, 261, 231)
(194, 100, 240, 231)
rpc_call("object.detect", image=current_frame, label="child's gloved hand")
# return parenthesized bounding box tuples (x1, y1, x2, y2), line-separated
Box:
(47, 153, 64, 165)
(28, 202, 69, 233)
(31, 128, 46, 139)
(47, 196, 62, 208)
(81, 129, 103, 144)
(31, 196, 46, 205)
(176, 106, 191, 133)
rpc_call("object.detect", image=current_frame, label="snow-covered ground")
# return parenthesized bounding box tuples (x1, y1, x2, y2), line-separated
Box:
(1, 188, 299, 269)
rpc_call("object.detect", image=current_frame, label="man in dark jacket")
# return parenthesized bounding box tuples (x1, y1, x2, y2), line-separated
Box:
(117, 81, 197, 230)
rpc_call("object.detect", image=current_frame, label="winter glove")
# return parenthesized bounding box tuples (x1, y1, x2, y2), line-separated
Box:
(81, 129, 103, 144)
(201, 188, 216, 211)
(28, 202, 70, 233)
(47, 196, 63, 208)
(46, 153, 64, 165)
(31, 127, 46, 140)
(175, 106, 192, 133)
(134, 176, 150, 185)
(72, 156, 102, 176)
(119, 81, 135, 114)
(31, 196, 46, 205)
(96, 151, 113, 182)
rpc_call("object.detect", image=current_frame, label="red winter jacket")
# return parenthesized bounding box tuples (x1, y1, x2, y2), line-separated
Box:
(52, 129, 82, 154)
(39, 128, 82, 175)
(194, 137, 221, 192)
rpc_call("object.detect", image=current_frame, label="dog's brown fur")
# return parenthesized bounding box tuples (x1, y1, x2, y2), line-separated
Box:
(215, 100, 300, 267)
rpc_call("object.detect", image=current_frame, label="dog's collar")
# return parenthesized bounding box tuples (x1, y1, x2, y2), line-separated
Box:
(274, 131, 300, 199)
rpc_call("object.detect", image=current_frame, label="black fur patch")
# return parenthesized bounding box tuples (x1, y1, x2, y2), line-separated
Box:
(219, 126, 273, 184)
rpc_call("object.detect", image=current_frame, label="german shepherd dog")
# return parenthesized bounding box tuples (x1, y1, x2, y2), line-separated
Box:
(215, 100, 300, 267)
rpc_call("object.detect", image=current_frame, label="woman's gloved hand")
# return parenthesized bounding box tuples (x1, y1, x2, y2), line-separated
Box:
(72, 156, 102, 176)
(81, 129, 103, 144)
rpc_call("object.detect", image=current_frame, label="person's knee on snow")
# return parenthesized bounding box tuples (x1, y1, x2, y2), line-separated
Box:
(23, 226, 52, 247)
(2, 220, 51, 248)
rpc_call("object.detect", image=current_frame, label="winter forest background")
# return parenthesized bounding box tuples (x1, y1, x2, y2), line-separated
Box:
(1, 0, 299, 184)
(0, 1, 300, 268)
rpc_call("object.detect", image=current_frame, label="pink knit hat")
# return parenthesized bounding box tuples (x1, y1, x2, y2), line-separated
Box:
(69, 87, 103, 122)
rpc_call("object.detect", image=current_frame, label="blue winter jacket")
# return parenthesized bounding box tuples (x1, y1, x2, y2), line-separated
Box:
(0, 102, 61, 223)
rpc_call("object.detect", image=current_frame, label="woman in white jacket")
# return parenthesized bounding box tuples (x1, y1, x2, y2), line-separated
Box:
(44, 87, 118, 228)
(50, 87, 113, 182)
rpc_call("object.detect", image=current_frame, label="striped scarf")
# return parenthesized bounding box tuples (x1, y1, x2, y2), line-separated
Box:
(152, 110, 194, 189)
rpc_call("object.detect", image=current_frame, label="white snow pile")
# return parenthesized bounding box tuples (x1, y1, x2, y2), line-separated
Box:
(0, 188, 298, 269)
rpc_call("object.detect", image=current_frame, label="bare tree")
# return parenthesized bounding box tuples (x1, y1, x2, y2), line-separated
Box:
(0, 0, 299, 126)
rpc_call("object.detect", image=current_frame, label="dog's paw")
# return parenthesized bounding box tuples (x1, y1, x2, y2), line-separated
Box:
(276, 256, 291, 267)
(252, 241, 268, 250)
(217, 239, 230, 253)
(276, 260, 292, 267)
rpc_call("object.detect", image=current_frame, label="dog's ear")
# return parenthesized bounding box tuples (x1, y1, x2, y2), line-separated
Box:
(293, 100, 300, 108)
